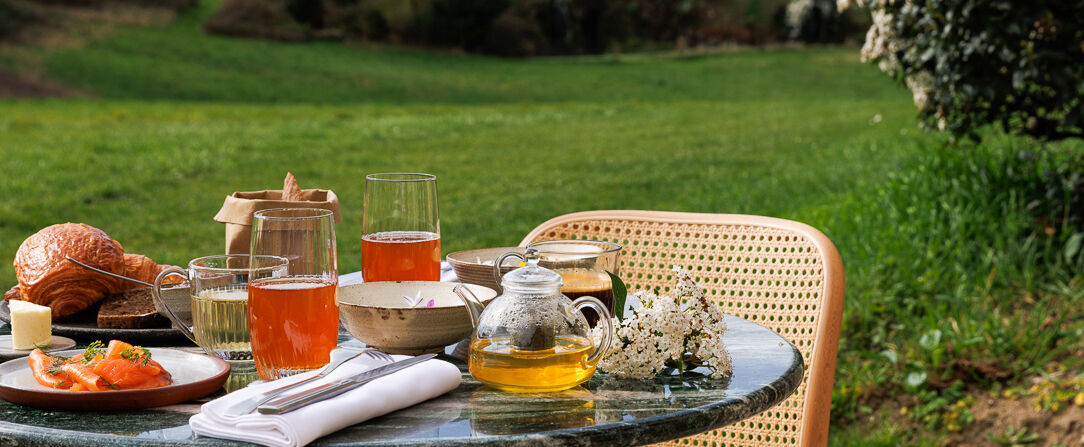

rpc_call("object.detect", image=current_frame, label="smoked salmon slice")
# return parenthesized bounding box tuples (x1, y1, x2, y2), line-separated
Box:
(62, 363, 104, 391)
(28, 339, 172, 392)
(28, 349, 71, 389)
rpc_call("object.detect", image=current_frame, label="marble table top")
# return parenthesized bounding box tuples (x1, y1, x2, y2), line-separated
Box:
(0, 314, 803, 446)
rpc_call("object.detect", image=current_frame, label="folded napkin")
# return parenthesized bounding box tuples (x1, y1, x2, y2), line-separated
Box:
(189, 353, 461, 447)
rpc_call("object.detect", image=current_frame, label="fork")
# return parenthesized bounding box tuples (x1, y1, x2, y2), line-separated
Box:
(223, 348, 393, 417)
(261, 348, 393, 395)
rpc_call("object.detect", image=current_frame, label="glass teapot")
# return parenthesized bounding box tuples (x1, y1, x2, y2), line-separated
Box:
(454, 250, 614, 393)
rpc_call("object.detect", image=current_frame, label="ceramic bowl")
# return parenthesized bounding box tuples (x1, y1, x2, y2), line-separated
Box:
(150, 285, 193, 326)
(338, 282, 498, 355)
(446, 247, 525, 293)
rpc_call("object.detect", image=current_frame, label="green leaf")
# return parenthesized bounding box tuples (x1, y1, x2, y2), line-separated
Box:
(608, 271, 628, 321)
(1065, 232, 1083, 263)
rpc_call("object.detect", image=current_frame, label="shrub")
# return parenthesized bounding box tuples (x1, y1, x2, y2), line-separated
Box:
(483, 7, 549, 57)
(784, 0, 867, 43)
(485, 0, 633, 55)
(286, 0, 324, 29)
(35, 0, 105, 6)
(411, 0, 510, 51)
(203, 0, 308, 41)
(199, 0, 800, 55)
(0, 1, 40, 40)
(405, 0, 795, 56)
(34, 0, 196, 10)
(845, 0, 1084, 141)
(114, 0, 197, 12)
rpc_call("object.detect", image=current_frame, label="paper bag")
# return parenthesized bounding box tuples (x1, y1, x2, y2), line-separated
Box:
(213, 189, 342, 255)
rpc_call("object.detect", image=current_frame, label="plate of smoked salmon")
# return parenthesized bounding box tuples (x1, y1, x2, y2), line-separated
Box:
(0, 340, 229, 410)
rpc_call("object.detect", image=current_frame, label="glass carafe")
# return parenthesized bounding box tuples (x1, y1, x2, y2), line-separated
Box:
(455, 252, 614, 393)
(495, 240, 622, 325)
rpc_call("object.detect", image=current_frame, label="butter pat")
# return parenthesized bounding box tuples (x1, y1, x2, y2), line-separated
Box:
(9, 300, 51, 350)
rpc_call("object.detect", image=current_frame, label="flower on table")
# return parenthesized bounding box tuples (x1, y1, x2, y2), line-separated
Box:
(402, 291, 436, 308)
(592, 266, 732, 380)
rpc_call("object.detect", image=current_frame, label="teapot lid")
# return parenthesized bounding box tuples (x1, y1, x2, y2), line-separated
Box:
(501, 253, 562, 291)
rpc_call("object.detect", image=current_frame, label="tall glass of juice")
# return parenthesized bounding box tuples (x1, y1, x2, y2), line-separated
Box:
(361, 173, 441, 282)
(248, 208, 339, 380)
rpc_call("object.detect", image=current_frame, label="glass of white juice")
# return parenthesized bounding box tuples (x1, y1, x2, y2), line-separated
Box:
(152, 254, 289, 367)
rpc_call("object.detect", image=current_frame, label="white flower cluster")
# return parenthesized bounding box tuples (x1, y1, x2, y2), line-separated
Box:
(594, 267, 732, 380)
(841, 0, 936, 114)
(785, 0, 838, 40)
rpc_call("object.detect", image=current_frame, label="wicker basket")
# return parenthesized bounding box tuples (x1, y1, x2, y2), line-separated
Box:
(446, 247, 524, 293)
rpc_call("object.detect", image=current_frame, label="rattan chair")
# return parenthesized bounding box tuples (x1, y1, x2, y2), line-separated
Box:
(521, 210, 845, 447)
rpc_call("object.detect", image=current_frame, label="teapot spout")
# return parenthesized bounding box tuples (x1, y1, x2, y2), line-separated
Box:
(453, 284, 486, 330)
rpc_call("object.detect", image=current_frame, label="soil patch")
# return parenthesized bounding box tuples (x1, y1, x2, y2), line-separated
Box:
(0, 70, 83, 98)
(0, 1, 185, 99)
(948, 394, 1084, 446)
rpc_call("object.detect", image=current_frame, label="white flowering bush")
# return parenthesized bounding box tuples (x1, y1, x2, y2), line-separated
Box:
(594, 267, 732, 380)
(841, 0, 1084, 140)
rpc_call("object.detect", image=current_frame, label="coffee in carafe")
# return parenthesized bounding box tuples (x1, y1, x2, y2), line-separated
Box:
(495, 240, 622, 326)
(560, 270, 614, 326)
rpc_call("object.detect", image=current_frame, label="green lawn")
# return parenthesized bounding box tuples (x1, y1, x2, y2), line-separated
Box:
(12, 2, 1080, 445)
(0, 2, 920, 286)
(22, 1, 900, 105)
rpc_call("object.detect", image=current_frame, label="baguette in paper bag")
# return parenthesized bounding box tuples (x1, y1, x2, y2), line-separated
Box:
(213, 188, 341, 255)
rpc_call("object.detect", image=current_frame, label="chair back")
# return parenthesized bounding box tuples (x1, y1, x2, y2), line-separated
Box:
(522, 210, 844, 447)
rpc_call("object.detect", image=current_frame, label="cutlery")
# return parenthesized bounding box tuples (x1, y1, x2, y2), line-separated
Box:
(223, 348, 393, 417)
(66, 256, 153, 287)
(257, 353, 436, 415)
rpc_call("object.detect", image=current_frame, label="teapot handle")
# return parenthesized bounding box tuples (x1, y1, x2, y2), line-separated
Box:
(492, 250, 526, 290)
(570, 296, 613, 365)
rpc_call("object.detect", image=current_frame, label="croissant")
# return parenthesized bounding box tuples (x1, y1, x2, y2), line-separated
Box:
(121, 254, 180, 289)
(13, 223, 126, 319)
(4, 285, 20, 302)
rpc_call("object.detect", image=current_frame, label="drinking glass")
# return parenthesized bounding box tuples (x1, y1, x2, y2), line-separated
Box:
(152, 254, 289, 367)
(248, 208, 339, 380)
(361, 173, 441, 282)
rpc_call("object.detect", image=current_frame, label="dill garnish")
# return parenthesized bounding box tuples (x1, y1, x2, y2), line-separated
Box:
(119, 345, 152, 366)
(80, 340, 105, 363)
(99, 377, 120, 389)
(44, 354, 69, 375)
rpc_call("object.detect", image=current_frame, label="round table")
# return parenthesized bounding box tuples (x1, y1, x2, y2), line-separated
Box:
(0, 315, 803, 446)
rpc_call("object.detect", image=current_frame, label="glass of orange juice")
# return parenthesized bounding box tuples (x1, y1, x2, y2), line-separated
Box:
(248, 208, 339, 380)
(361, 173, 441, 282)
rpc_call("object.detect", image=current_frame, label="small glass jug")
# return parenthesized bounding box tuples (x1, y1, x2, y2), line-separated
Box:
(455, 250, 614, 393)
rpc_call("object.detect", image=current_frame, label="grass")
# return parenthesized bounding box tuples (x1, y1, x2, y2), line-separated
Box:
(3, 1, 1083, 445)
(27, 1, 898, 105)
(0, 96, 916, 284)
(0, 2, 919, 285)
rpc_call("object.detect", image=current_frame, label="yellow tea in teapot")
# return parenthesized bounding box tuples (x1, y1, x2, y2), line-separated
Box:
(469, 335, 596, 392)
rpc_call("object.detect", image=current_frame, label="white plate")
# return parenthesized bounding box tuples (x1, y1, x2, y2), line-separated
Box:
(0, 348, 230, 410)
(0, 335, 77, 361)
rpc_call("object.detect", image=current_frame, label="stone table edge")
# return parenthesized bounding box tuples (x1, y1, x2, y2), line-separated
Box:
(0, 345, 803, 447)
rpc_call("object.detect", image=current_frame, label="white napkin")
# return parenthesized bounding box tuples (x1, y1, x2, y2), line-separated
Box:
(189, 354, 461, 447)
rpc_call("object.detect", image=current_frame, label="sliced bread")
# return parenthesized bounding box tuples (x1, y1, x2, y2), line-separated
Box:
(97, 287, 168, 329)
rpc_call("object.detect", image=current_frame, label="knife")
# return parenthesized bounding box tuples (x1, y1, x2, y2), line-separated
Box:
(256, 353, 437, 415)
